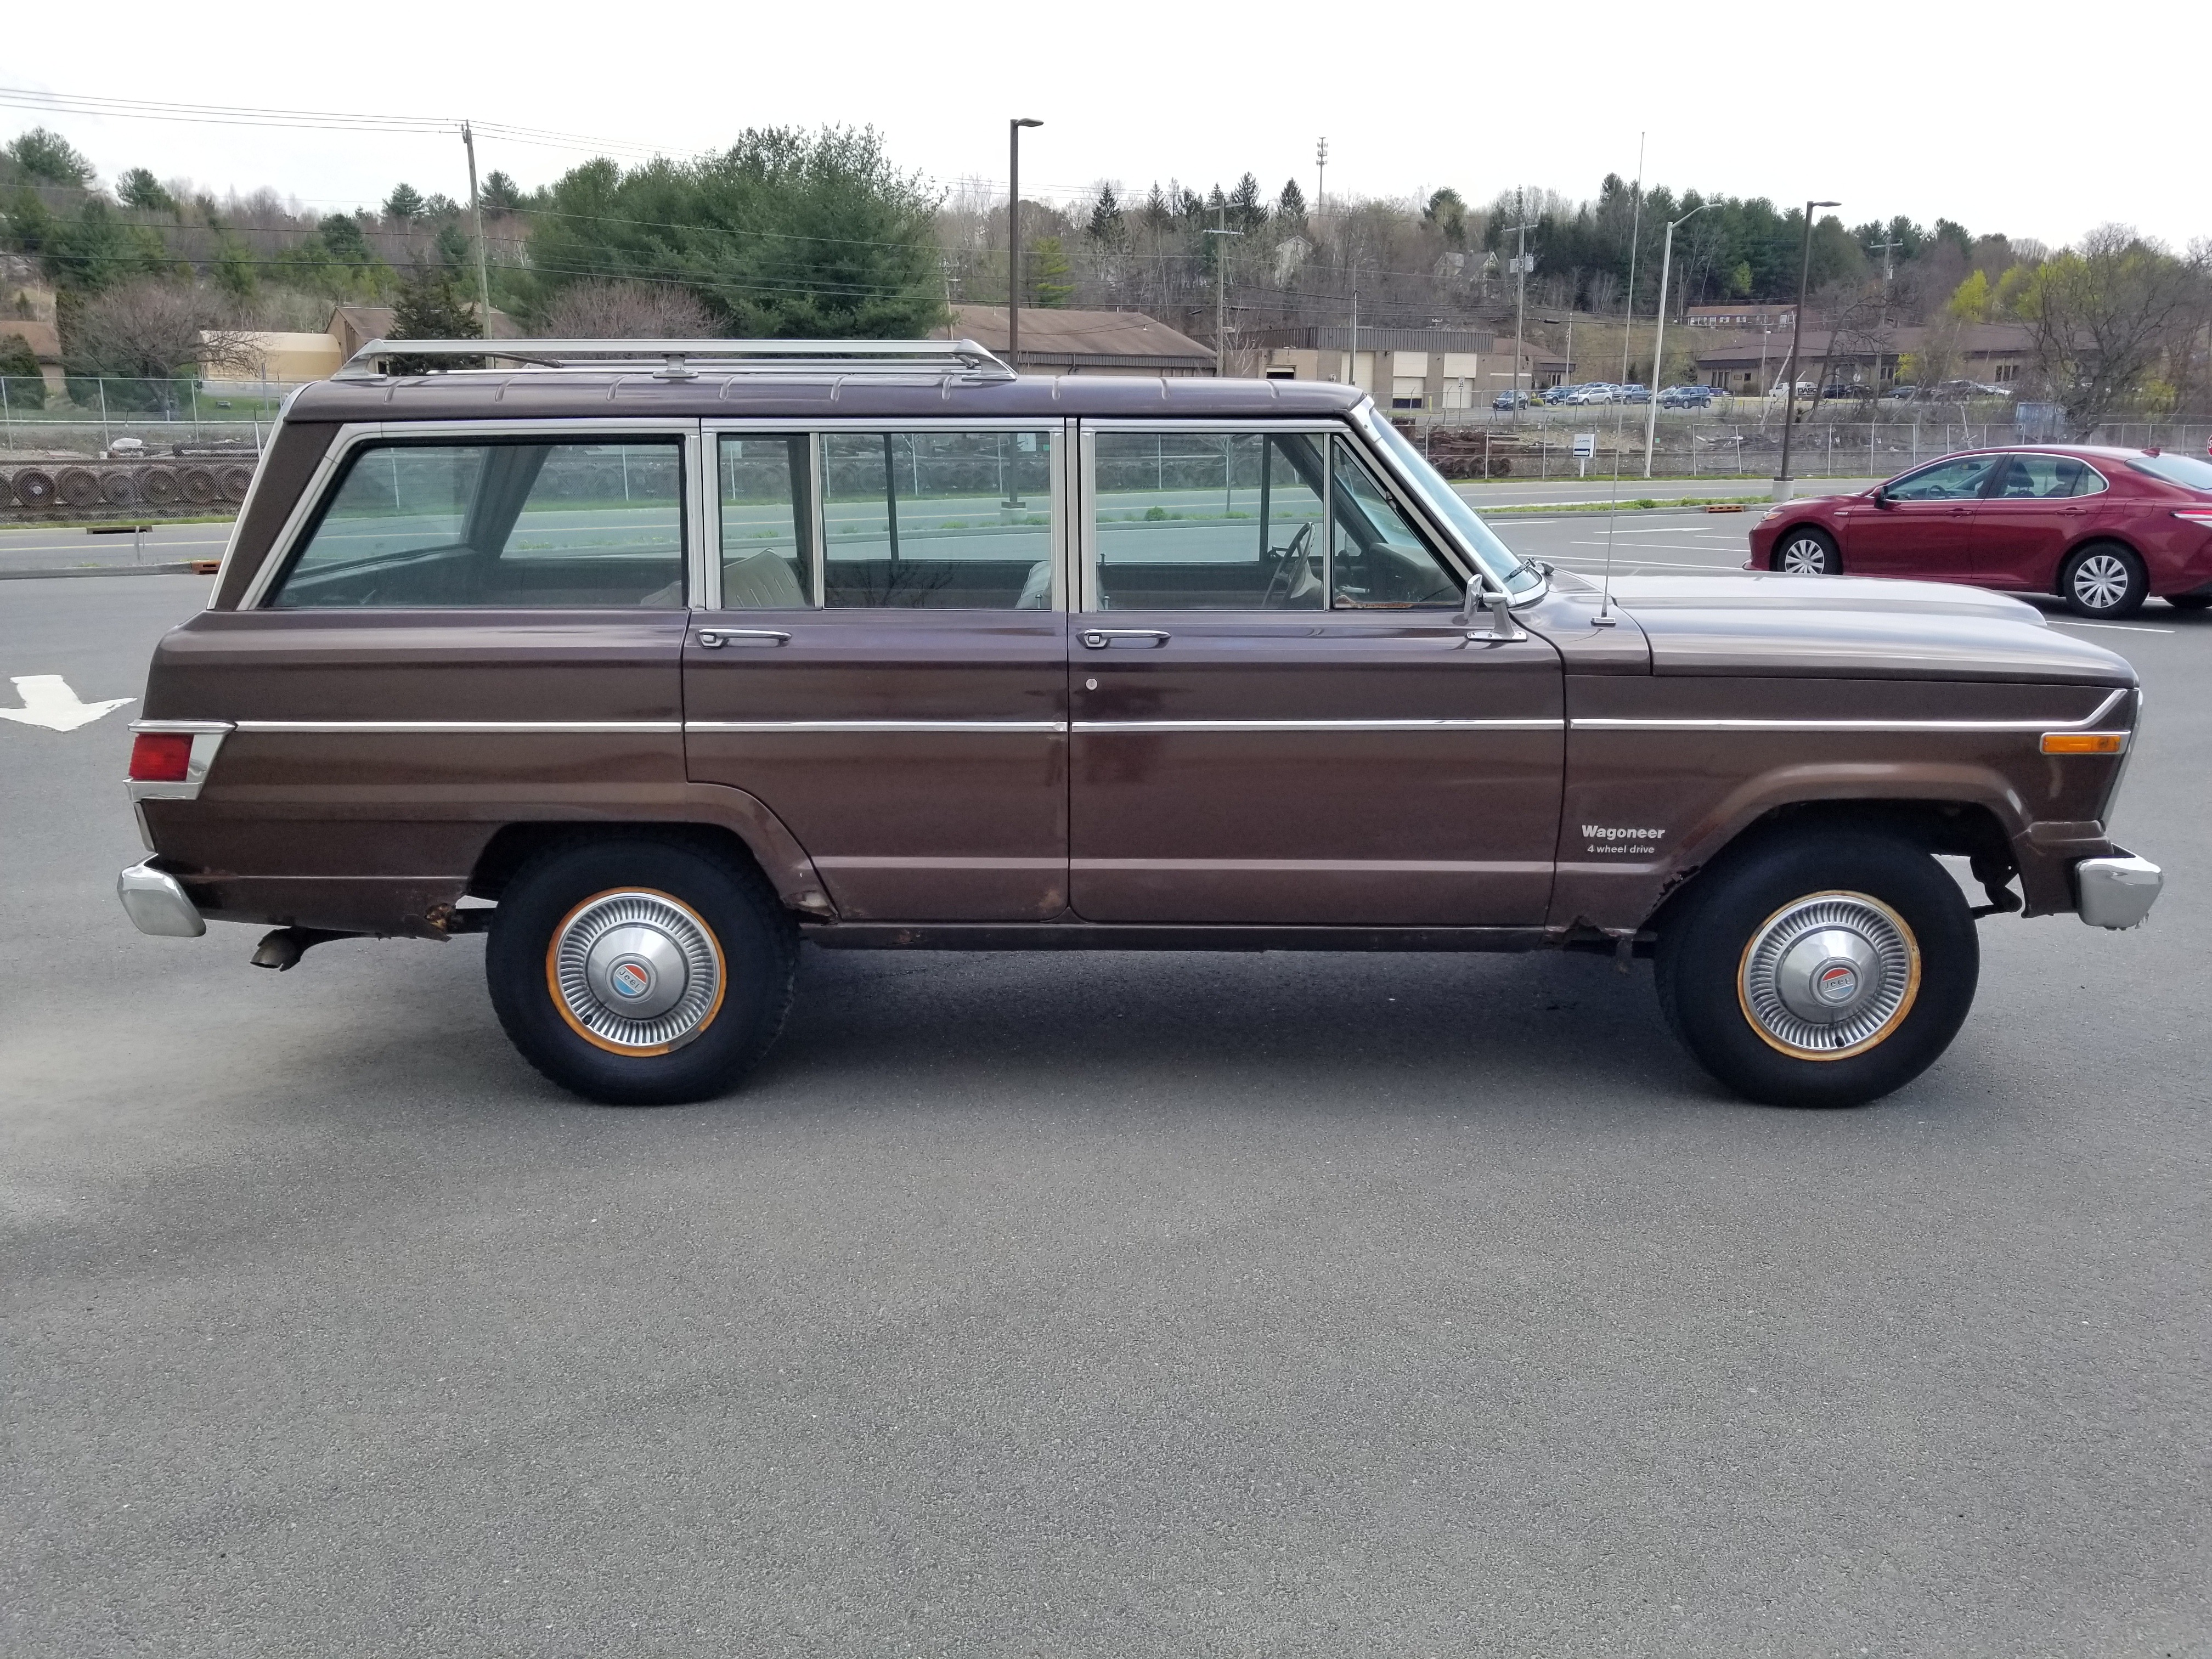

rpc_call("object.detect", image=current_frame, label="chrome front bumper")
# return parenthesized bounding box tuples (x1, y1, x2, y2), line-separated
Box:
(117, 860, 205, 938)
(2075, 851, 2162, 930)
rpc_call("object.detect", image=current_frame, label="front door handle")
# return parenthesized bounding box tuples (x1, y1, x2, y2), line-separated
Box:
(1080, 629, 1171, 650)
(698, 629, 789, 650)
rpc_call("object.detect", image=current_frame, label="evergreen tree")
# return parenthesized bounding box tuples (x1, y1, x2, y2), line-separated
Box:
(480, 170, 524, 211)
(0, 329, 46, 409)
(1086, 184, 1126, 247)
(382, 183, 426, 222)
(117, 168, 176, 212)
(1030, 236, 1072, 307)
(387, 261, 483, 372)
(1275, 179, 1306, 224)
(525, 126, 944, 337)
(213, 236, 257, 301)
(1228, 172, 1265, 233)
(4, 127, 94, 187)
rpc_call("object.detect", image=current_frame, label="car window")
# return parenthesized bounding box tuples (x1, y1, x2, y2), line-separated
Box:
(1991, 454, 2108, 500)
(270, 440, 685, 609)
(2128, 452, 2212, 491)
(821, 430, 1053, 609)
(718, 435, 813, 607)
(1091, 431, 1326, 611)
(1884, 455, 2000, 503)
(1329, 439, 1463, 607)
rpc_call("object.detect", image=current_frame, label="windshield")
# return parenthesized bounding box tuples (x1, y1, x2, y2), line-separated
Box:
(1352, 404, 1543, 596)
(2128, 452, 2212, 493)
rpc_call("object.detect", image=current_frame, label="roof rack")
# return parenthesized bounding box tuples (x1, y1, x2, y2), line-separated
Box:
(334, 337, 1015, 382)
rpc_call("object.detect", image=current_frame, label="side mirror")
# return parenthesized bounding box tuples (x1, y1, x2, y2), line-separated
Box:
(1460, 582, 1526, 641)
(1870, 486, 1891, 508)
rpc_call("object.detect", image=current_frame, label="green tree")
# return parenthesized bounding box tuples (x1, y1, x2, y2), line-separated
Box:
(0, 329, 46, 409)
(1946, 270, 1992, 322)
(1086, 183, 1126, 247)
(1227, 172, 1266, 234)
(382, 182, 426, 222)
(1030, 236, 1072, 307)
(525, 126, 944, 337)
(40, 198, 133, 292)
(1274, 178, 1306, 224)
(480, 170, 524, 211)
(213, 235, 257, 301)
(433, 221, 472, 272)
(386, 261, 484, 373)
(5, 127, 94, 187)
(1423, 187, 1468, 247)
(117, 168, 175, 212)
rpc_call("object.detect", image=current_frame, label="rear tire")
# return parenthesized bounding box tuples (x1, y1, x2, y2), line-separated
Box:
(486, 837, 797, 1105)
(1772, 527, 1839, 575)
(1655, 831, 1978, 1108)
(2059, 542, 2147, 618)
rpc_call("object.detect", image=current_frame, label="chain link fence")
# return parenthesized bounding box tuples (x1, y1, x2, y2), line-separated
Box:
(1404, 403, 2212, 482)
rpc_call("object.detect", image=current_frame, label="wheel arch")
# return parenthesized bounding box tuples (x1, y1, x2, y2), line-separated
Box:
(1767, 521, 1839, 569)
(466, 786, 833, 919)
(2052, 533, 2147, 598)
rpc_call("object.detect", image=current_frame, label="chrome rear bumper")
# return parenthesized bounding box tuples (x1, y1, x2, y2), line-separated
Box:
(2075, 851, 2162, 930)
(117, 860, 205, 938)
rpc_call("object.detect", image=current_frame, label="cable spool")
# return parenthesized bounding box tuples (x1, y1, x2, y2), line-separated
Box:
(180, 467, 218, 505)
(12, 469, 55, 507)
(218, 465, 253, 502)
(101, 469, 138, 506)
(140, 466, 182, 505)
(58, 467, 100, 507)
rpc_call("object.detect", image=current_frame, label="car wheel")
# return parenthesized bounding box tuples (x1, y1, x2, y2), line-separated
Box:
(485, 836, 797, 1105)
(2059, 543, 2147, 618)
(2164, 594, 2211, 613)
(1654, 830, 1978, 1108)
(1773, 528, 1838, 575)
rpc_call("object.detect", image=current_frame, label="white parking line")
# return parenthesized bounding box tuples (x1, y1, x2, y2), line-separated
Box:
(2049, 619, 2175, 634)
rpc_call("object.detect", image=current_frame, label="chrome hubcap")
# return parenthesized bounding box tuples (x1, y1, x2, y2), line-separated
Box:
(550, 890, 721, 1053)
(2072, 554, 2130, 611)
(1780, 538, 1830, 574)
(1739, 891, 1918, 1059)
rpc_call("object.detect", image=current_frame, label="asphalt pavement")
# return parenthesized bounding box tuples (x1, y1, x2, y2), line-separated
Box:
(4, 566, 2207, 1656)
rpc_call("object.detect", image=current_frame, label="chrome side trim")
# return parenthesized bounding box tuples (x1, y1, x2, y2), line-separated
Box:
(232, 720, 684, 734)
(1571, 689, 2126, 735)
(1074, 717, 1562, 733)
(1071, 857, 1554, 874)
(688, 719, 1064, 733)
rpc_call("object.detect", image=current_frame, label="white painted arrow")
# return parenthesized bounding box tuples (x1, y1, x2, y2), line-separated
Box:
(0, 675, 136, 732)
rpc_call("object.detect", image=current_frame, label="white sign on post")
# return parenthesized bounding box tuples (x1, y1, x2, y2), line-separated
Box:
(1572, 431, 1596, 476)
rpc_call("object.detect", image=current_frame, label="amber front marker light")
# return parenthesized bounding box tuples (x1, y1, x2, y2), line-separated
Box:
(2041, 732, 2129, 755)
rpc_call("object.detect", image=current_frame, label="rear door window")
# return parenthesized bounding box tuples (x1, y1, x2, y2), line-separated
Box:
(1991, 454, 2108, 499)
(270, 439, 686, 608)
(820, 430, 1054, 608)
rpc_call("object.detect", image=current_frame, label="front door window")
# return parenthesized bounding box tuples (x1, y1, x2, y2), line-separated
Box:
(1092, 431, 1324, 611)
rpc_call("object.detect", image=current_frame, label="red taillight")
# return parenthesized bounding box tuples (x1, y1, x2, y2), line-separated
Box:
(128, 732, 191, 782)
(2172, 509, 2212, 531)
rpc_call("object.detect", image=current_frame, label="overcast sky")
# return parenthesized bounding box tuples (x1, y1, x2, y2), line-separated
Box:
(7, 0, 2205, 249)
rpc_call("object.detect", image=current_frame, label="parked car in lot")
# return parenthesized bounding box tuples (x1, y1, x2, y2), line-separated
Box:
(1541, 385, 1576, 405)
(1750, 445, 2212, 617)
(1492, 389, 1533, 410)
(1658, 385, 1718, 408)
(1564, 383, 1615, 405)
(117, 338, 2159, 1111)
(1617, 384, 1650, 404)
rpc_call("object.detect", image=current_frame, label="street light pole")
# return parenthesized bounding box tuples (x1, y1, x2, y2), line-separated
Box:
(1006, 119, 1042, 373)
(1643, 202, 1712, 478)
(1775, 198, 1839, 500)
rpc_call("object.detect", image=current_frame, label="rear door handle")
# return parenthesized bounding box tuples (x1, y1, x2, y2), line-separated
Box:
(1080, 629, 1171, 650)
(698, 629, 789, 649)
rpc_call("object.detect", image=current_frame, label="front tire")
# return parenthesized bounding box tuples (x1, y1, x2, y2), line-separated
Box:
(1655, 831, 1978, 1108)
(2060, 542, 2147, 618)
(1773, 527, 1839, 575)
(486, 837, 797, 1105)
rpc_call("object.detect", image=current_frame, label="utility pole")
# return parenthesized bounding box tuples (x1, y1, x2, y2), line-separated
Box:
(1347, 264, 1359, 393)
(461, 122, 491, 327)
(1619, 133, 1644, 390)
(1203, 209, 1243, 377)
(1503, 205, 1535, 418)
(1006, 119, 1041, 371)
(1776, 199, 1840, 499)
(1315, 136, 1328, 218)
(1643, 202, 1712, 477)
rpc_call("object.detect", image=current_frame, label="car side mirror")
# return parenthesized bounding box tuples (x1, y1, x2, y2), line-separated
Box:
(1870, 487, 1891, 508)
(1460, 582, 1526, 642)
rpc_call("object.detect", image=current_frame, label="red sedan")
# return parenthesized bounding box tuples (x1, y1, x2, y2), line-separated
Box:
(1747, 445, 2212, 618)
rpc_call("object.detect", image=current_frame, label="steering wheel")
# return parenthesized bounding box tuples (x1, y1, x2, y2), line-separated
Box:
(1260, 520, 1317, 608)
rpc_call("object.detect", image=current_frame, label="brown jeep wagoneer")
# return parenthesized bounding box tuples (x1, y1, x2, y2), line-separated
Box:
(117, 339, 2163, 1108)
